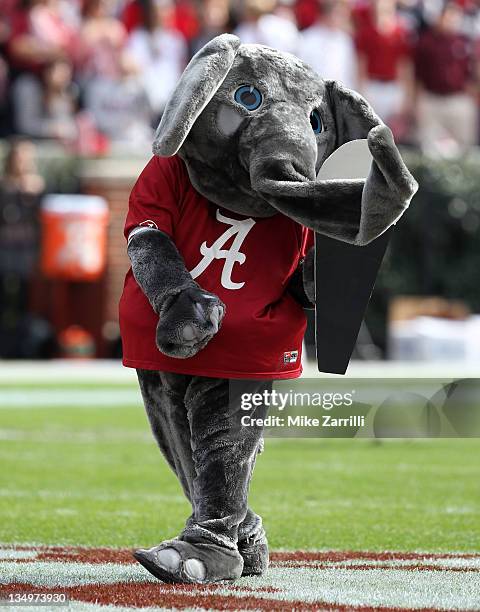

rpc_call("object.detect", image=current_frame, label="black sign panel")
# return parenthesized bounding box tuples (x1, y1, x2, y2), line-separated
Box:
(315, 230, 391, 374)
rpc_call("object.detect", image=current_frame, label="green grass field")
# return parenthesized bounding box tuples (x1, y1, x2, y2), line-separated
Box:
(1, 381, 479, 553)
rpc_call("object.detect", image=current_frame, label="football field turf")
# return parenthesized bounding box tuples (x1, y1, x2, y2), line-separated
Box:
(1, 376, 479, 609)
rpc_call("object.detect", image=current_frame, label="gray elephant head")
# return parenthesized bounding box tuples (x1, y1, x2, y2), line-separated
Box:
(153, 34, 417, 246)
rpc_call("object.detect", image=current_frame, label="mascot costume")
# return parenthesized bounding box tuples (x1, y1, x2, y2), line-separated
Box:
(119, 34, 417, 584)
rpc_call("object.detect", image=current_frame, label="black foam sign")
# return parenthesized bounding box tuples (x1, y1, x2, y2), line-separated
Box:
(315, 229, 391, 374)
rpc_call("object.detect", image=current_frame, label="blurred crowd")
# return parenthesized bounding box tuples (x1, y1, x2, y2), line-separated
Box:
(0, 0, 480, 157)
(1, 0, 480, 359)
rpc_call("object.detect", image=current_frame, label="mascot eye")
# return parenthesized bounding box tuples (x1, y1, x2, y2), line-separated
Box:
(234, 85, 263, 111)
(310, 110, 323, 134)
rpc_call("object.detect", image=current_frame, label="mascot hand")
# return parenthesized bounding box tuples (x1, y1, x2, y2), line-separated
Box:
(156, 287, 225, 358)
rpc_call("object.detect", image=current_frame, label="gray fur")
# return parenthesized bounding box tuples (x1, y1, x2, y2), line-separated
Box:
(136, 370, 269, 578)
(128, 229, 196, 314)
(254, 124, 417, 245)
(135, 539, 243, 583)
(153, 34, 240, 156)
(128, 230, 225, 358)
(130, 35, 418, 583)
(154, 39, 417, 242)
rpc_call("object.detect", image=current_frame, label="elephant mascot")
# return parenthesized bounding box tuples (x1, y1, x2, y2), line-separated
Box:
(119, 34, 417, 584)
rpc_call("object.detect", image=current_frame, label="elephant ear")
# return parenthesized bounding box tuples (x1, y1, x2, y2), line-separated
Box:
(153, 34, 241, 157)
(325, 81, 417, 245)
(325, 80, 382, 147)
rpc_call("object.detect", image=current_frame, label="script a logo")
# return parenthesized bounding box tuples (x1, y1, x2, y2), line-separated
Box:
(189, 209, 255, 290)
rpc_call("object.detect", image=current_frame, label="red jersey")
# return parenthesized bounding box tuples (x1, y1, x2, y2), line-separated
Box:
(119, 155, 312, 380)
(414, 31, 472, 95)
(355, 15, 411, 82)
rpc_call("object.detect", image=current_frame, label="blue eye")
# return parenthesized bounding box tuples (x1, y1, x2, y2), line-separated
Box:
(310, 110, 323, 134)
(234, 85, 262, 111)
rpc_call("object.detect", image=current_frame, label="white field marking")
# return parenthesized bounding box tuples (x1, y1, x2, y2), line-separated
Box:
(274, 556, 480, 569)
(1, 358, 480, 384)
(445, 505, 478, 514)
(0, 429, 151, 444)
(306, 460, 480, 475)
(0, 601, 207, 612)
(0, 560, 158, 587)
(1, 604, 219, 612)
(302, 360, 480, 379)
(1, 551, 480, 610)
(304, 498, 479, 514)
(231, 565, 480, 609)
(0, 389, 142, 408)
(1, 484, 475, 528)
(67, 606, 168, 612)
(54, 509, 79, 517)
(0, 549, 37, 560)
(0, 489, 186, 503)
(0, 360, 137, 384)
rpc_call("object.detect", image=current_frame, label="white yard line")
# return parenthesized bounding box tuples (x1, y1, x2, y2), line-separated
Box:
(0, 361, 137, 384)
(0, 359, 478, 384)
(0, 389, 142, 408)
(1, 555, 479, 610)
(0, 429, 151, 442)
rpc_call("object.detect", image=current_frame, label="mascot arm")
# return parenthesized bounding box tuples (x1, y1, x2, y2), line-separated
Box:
(128, 228, 225, 359)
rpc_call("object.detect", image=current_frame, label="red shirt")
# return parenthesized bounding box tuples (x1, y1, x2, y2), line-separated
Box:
(415, 30, 472, 95)
(121, 1, 143, 34)
(119, 156, 312, 380)
(7, 8, 78, 74)
(355, 15, 411, 82)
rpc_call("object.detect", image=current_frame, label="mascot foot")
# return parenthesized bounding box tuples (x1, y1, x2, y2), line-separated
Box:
(239, 527, 269, 576)
(133, 539, 244, 584)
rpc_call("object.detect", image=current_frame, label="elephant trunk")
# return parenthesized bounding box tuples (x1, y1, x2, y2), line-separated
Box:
(250, 125, 417, 246)
(251, 164, 365, 244)
(243, 102, 318, 185)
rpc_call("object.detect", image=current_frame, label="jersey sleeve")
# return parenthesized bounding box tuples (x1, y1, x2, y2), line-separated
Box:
(124, 155, 184, 242)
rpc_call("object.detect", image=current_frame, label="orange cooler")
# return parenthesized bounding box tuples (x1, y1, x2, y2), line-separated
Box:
(41, 194, 109, 281)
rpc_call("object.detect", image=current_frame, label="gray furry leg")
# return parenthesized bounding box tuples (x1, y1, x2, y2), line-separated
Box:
(136, 369, 195, 501)
(182, 377, 269, 548)
(135, 370, 268, 580)
(238, 508, 269, 576)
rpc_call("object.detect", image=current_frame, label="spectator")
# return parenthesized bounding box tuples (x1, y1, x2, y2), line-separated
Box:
(0, 138, 44, 269)
(171, 0, 200, 43)
(121, 0, 146, 33)
(295, 0, 319, 31)
(0, 55, 7, 97)
(127, 0, 187, 118)
(192, 0, 231, 54)
(0, 1, 16, 47)
(122, 0, 200, 42)
(12, 58, 78, 140)
(414, 0, 478, 156)
(396, 0, 424, 33)
(355, 0, 414, 124)
(83, 52, 153, 151)
(0, 57, 8, 134)
(78, 0, 127, 81)
(6, 0, 79, 76)
(298, 0, 357, 88)
(0, 139, 44, 355)
(234, 0, 299, 55)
